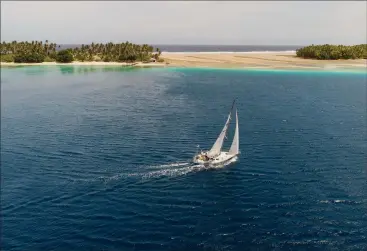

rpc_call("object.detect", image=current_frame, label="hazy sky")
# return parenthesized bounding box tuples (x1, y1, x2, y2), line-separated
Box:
(1, 1, 366, 45)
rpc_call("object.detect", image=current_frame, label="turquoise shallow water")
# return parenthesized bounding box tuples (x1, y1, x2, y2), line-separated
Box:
(1, 66, 366, 251)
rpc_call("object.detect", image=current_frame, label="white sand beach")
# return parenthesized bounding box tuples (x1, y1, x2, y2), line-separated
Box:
(161, 52, 367, 70)
(1, 52, 366, 71)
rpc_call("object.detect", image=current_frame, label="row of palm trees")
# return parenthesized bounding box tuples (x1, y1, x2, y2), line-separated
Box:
(1, 40, 59, 56)
(0, 40, 162, 63)
(296, 44, 367, 60)
(72, 42, 161, 62)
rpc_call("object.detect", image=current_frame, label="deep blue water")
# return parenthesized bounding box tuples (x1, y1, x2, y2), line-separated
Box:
(1, 66, 366, 251)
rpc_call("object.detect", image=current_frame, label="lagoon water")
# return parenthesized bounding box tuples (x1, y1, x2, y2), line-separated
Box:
(1, 66, 366, 251)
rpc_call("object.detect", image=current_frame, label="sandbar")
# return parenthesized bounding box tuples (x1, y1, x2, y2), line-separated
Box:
(161, 52, 367, 70)
(1, 52, 366, 71)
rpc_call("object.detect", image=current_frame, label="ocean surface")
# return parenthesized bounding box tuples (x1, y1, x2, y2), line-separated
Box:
(1, 66, 366, 251)
(59, 44, 301, 53)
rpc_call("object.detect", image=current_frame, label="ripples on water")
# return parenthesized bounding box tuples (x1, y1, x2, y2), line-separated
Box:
(2, 66, 366, 251)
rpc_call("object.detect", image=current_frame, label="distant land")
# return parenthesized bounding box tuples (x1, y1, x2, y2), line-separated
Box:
(56, 44, 303, 53)
(160, 52, 366, 71)
(1, 41, 366, 71)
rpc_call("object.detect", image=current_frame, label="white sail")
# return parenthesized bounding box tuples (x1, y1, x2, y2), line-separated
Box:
(207, 112, 232, 158)
(228, 109, 239, 155)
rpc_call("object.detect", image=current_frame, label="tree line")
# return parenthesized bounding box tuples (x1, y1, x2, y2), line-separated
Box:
(296, 44, 367, 60)
(0, 40, 163, 63)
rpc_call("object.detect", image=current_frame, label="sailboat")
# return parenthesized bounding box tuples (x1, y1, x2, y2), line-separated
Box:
(193, 99, 240, 166)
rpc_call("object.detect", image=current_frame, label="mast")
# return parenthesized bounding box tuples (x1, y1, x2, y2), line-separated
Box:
(207, 99, 236, 158)
(228, 108, 239, 155)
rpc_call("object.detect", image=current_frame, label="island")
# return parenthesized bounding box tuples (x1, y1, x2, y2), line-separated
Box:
(296, 44, 367, 60)
(1, 41, 366, 71)
(0, 40, 165, 66)
(161, 44, 366, 71)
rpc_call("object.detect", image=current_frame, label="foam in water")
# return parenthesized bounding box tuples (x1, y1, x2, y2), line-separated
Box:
(319, 199, 361, 204)
(94, 162, 203, 183)
(141, 157, 239, 179)
(93, 157, 239, 184)
(146, 162, 190, 169)
(141, 163, 204, 180)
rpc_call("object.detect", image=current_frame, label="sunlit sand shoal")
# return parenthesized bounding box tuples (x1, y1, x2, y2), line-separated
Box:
(161, 52, 367, 70)
(1, 52, 366, 70)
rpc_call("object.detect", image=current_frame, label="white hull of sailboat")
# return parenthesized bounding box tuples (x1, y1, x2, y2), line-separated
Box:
(193, 151, 238, 167)
(193, 99, 240, 168)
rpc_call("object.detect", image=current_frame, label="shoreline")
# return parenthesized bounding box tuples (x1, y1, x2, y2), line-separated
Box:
(1, 52, 366, 72)
(161, 52, 366, 71)
(159, 50, 297, 54)
(0, 61, 167, 67)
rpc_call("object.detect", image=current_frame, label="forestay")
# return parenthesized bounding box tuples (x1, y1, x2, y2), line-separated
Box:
(228, 109, 239, 155)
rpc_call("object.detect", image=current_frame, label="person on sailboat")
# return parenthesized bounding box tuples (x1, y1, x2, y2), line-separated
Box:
(198, 151, 210, 161)
(192, 98, 239, 165)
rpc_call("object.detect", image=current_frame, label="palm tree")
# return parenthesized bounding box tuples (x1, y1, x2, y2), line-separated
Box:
(1, 40, 164, 62)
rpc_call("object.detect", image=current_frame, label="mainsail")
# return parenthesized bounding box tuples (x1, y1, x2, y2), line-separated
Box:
(207, 99, 236, 158)
(228, 109, 239, 155)
(207, 112, 232, 158)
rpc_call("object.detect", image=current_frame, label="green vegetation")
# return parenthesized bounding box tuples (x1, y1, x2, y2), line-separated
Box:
(72, 42, 161, 63)
(0, 40, 162, 64)
(56, 49, 74, 63)
(14, 53, 45, 63)
(1, 40, 56, 63)
(296, 44, 367, 60)
(44, 56, 55, 62)
(0, 54, 14, 62)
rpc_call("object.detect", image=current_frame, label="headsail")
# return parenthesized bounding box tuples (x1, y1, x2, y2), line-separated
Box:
(207, 112, 232, 158)
(207, 99, 236, 158)
(228, 109, 239, 155)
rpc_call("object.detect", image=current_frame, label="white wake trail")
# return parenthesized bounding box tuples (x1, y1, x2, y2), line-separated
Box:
(141, 157, 239, 179)
(141, 163, 204, 180)
(80, 157, 239, 184)
(145, 162, 190, 169)
(95, 162, 202, 183)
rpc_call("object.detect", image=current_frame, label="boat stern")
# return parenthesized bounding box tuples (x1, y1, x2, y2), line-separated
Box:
(193, 152, 212, 165)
